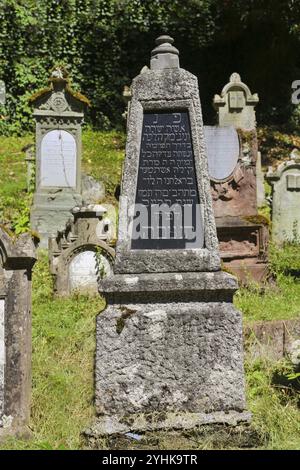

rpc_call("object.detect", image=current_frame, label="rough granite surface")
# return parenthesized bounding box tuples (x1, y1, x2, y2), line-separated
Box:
(95, 301, 247, 418)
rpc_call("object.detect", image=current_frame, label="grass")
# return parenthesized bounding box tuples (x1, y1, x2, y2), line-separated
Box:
(235, 275, 300, 322)
(0, 130, 299, 449)
(235, 242, 300, 322)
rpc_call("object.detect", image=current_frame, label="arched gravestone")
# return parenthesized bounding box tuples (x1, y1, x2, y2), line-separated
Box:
(0, 229, 36, 438)
(214, 72, 259, 130)
(30, 67, 90, 248)
(86, 36, 250, 440)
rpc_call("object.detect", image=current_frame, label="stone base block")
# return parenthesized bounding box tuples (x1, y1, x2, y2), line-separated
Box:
(85, 410, 251, 438)
(31, 208, 75, 248)
(94, 298, 248, 436)
(31, 190, 83, 248)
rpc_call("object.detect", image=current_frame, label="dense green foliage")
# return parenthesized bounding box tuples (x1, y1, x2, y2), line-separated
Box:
(1, 0, 300, 134)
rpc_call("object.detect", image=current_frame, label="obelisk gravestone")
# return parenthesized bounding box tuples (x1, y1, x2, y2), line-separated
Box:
(88, 36, 250, 438)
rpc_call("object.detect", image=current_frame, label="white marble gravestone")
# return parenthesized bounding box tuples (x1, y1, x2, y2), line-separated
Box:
(0, 299, 4, 426)
(69, 250, 112, 294)
(204, 126, 240, 181)
(41, 130, 77, 188)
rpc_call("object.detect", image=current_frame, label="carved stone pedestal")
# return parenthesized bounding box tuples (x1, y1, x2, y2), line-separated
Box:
(85, 272, 250, 437)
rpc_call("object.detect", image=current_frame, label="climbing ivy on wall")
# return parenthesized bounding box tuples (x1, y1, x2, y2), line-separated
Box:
(1, 0, 300, 135)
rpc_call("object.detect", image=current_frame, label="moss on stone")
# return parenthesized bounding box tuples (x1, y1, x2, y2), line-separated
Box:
(243, 214, 270, 226)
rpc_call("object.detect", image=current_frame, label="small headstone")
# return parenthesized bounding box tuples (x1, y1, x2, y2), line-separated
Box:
(0, 80, 5, 106)
(267, 151, 300, 244)
(49, 205, 115, 296)
(30, 67, 90, 247)
(214, 73, 259, 130)
(0, 229, 36, 437)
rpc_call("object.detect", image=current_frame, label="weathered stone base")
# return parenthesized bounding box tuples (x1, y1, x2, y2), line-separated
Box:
(31, 191, 82, 248)
(93, 272, 249, 437)
(31, 208, 74, 247)
(84, 422, 262, 450)
(85, 410, 251, 438)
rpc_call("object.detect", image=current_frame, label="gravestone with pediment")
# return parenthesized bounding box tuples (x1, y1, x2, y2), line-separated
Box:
(85, 36, 250, 440)
(214, 72, 259, 130)
(30, 67, 90, 248)
(0, 228, 36, 438)
(204, 74, 268, 283)
(267, 151, 300, 244)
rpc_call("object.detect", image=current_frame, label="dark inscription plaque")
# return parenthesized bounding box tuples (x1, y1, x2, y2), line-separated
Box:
(131, 111, 203, 249)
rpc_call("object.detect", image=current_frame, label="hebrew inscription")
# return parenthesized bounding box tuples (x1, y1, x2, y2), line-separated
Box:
(40, 130, 77, 188)
(132, 111, 203, 249)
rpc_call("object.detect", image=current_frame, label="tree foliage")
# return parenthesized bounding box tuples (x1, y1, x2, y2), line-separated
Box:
(1, 0, 300, 134)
